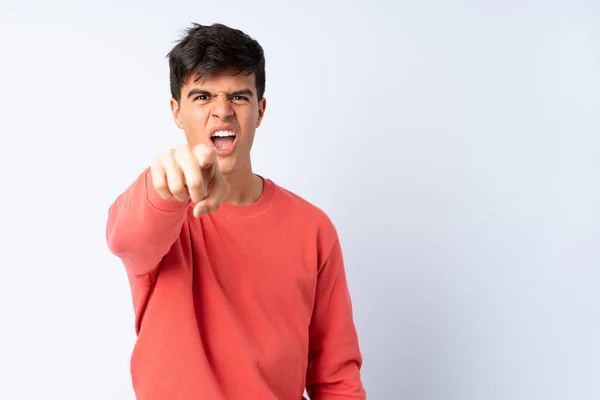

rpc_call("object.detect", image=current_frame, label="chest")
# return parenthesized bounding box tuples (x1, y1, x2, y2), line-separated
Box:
(190, 215, 319, 325)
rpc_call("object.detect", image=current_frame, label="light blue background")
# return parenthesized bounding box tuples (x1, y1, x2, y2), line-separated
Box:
(0, 1, 598, 399)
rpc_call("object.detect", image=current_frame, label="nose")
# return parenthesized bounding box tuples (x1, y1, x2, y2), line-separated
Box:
(211, 94, 234, 120)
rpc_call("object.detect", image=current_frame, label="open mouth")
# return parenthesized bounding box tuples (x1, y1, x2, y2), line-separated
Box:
(211, 130, 237, 150)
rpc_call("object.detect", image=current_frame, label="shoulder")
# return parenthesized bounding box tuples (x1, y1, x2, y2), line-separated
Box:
(271, 180, 334, 228)
(268, 179, 339, 256)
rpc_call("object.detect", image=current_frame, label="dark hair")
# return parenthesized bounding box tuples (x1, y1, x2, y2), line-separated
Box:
(167, 23, 266, 102)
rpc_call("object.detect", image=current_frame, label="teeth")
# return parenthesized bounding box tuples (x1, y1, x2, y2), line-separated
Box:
(212, 130, 236, 137)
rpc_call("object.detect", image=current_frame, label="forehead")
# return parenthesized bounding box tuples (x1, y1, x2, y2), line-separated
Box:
(183, 72, 256, 94)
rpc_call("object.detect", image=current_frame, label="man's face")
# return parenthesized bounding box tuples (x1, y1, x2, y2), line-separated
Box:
(170, 72, 266, 176)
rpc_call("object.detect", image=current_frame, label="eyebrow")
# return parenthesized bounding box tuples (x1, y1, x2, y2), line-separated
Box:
(187, 88, 254, 99)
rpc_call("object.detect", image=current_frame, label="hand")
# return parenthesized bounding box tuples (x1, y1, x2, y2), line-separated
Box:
(150, 144, 229, 218)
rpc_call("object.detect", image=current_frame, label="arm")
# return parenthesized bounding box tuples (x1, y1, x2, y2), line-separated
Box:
(106, 168, 191, 276)
(306, 238, 366, 399)
(106, 144, 228, 276)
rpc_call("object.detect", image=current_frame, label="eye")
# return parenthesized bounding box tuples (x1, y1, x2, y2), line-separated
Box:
(231, 95, 249, 103)
(195, 95, 210, 101)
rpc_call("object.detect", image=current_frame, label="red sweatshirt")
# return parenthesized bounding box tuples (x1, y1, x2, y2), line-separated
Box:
(106, 168, 366, 399)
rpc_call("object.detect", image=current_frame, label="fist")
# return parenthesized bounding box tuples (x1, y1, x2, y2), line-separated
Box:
(150, 144, 229, 218)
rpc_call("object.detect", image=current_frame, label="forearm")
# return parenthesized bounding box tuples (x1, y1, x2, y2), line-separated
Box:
(306, 361, 365, 399)
(106, 168, 191, 275)
(306, 238, 366, 399)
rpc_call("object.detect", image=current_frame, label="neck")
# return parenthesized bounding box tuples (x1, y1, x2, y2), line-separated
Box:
(222, 165, 264, 206)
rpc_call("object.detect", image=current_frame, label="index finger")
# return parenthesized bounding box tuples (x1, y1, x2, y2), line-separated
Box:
(193, 144, 218, 180)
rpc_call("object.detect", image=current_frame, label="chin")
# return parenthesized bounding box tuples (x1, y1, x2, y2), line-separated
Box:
(216, 157, 235, 175)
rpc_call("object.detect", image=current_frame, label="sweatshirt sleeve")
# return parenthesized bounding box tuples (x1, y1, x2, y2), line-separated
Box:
(106, 167, 191, 276)
(306, 237, 367, 399)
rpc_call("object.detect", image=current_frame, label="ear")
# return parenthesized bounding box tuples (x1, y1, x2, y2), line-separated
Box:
(170, 98, 184, 129)
(256, 97, 267, 128)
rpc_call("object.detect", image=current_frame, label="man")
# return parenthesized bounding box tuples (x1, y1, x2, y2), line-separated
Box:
(106, 23, 366, 399)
